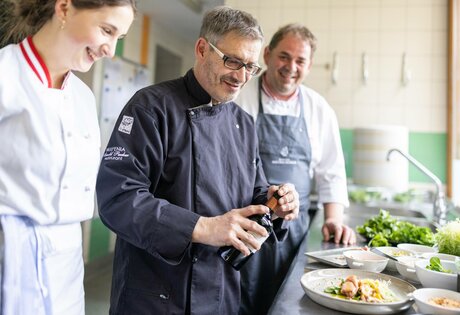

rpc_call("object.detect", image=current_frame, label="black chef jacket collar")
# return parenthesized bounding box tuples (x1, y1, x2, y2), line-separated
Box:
(185, 69, 213, 108)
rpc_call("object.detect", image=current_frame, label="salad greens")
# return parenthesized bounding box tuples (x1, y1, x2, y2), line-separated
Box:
(426, 256, 452, 273)
(349, 190, 382, 203)
(392, 189, 415, 203)
(324, 283, 343, 296)
(434, 218, 460, 256)
(356, 209, 435, 247)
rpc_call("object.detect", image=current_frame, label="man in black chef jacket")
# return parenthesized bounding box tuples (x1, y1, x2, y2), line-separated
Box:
(96, 6, 300, 315)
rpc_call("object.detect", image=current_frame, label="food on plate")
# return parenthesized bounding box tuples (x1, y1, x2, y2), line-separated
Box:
(426, 257, 452, 274)
(341, 275, 359, 298)
(356, 209, 435, 247)
(428, 297, 460, 309)
(391, 250, 412, 257)
(435, 218, 460, 256)
(324, 275, 399, 303)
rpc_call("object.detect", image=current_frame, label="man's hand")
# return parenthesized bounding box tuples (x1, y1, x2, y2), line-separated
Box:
(322, 218, 356, 245)
(321, 203, 356, 245)
(191, 205, 270, 256)
(269, 183, 299, 221)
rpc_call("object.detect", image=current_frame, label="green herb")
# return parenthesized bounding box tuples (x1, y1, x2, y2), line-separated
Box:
(324, 279, 344, 296)
(349, 190, 382, 203)
(324, 286, 342, 295)
(392, 189, 414, 203)
(426, 256, 452, 273)
(367, 232, 390, 247)
(434, 218, 460, 256)
(356, 209, 435, 246)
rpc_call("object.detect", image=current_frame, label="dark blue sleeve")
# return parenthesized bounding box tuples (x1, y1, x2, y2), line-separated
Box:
(96, 101, 199, 265)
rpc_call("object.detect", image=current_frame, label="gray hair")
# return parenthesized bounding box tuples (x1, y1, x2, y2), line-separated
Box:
(0, 0, 137, 48)
(268, 23, 317, 57)
(199, 6, 263, 46)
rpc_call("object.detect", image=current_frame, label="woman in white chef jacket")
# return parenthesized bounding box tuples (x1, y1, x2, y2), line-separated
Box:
(0, 0, 134, 314)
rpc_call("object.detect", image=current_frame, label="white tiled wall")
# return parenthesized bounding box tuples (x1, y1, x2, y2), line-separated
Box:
(226, 0, 448, 133)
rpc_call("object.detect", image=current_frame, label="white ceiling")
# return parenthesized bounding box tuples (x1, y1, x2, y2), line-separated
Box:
(137, 0, 224, 43)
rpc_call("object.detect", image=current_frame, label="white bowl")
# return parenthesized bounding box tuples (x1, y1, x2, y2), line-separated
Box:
(421, 252, 459, 262)
(395, 256, 421, 283)
(413, 288, 460, 315)
(343, 249, 388, 273)
(374, 246, 414, 272)
(397, 243, 438, 256)
(415, 259, 457, 291)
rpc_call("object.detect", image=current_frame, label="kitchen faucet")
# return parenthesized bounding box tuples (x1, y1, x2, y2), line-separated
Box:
(386, 148, 447, 225)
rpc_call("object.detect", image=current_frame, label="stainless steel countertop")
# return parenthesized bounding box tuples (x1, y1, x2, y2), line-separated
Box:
(267, 209, 423, 315)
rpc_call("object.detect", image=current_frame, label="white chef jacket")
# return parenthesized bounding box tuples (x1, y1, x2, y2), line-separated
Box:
(0, 37, 100, 314)
(236, 77, 349, 207)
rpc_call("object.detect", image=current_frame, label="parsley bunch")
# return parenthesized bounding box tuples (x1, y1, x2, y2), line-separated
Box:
(356, 209, 435, 247)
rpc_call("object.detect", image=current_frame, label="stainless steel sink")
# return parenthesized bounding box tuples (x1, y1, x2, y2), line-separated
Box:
(346, 203, 427, 218)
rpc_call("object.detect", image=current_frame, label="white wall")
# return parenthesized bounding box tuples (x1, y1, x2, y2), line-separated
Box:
(122, 15, 196, 82)
(227, 0, 448, 133)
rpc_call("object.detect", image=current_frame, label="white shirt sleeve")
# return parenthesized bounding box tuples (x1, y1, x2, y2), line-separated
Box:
(302, 86, 349, 207)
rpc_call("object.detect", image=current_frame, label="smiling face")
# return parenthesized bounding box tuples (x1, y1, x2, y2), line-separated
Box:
(57, 1, 134, 73)
(264, 32, 313, 98)
(194, 31, 262, 104)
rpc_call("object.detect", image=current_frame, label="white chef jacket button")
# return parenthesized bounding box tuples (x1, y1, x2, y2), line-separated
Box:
(62, 184, 68, 190)
(67, 132, 72, 137)
(84, 133, 91, 139)
(84, 186, 91, 192)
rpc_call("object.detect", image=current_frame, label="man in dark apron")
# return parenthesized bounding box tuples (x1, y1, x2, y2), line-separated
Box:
(236, 23, 356, 315)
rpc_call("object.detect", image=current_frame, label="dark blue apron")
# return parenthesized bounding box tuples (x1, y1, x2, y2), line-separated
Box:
(239, 79, 312, 315)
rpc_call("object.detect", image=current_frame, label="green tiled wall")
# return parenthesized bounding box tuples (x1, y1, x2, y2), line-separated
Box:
(115, 39, 124, 57)
(340, 129, 447, 183)
(340, 129, 354, 179)
(408, 133, 447, 183)
(88, 218, 111, 261)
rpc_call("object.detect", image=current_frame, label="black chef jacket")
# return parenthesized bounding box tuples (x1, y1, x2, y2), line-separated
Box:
(96, 69, 274, 315)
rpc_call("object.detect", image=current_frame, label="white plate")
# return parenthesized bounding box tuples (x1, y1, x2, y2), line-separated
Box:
(300, 269, 416, 314)
(397, 243, 437, 255)
(413, 288, 460, 315)
(395, 256, 421, 284)
(421, 252, 459, 261)
(305, 247, 363, 267)
(374, 246, 414, 272)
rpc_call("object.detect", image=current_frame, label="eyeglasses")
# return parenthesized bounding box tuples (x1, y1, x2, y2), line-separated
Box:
(207, 41, 262, 76)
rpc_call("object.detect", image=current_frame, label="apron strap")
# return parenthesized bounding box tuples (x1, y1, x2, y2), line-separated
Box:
(0, 216, 46, 315)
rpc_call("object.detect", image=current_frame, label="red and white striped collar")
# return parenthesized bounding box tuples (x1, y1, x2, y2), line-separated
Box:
(19, 36, 70, 90)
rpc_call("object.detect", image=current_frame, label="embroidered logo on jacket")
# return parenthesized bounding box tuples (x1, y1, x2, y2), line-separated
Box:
(118, 115, 134, 134)
(103, 147, 130, 161)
